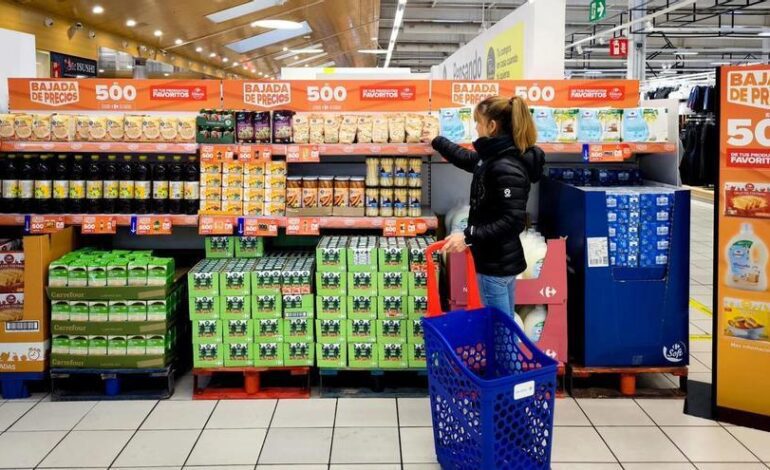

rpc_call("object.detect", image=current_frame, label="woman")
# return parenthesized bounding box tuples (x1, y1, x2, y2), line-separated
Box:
(432, 96, 545, 316)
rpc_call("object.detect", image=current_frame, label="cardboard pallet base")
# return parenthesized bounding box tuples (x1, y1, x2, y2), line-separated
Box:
(193, 367, 311, 399)
(567, 364, 688, 398)
(51, 366, 175, 401)
(319, 368, 428, 398)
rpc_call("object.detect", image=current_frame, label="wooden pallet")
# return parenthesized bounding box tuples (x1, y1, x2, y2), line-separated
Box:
(319, 368, 428, 398)
(0, 372, 47, 399)
(193, 367, 311, 399)
(567, 364, 688, 398)
(51, 367, 175, 401)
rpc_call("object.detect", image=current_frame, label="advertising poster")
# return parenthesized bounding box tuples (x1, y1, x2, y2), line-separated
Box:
(485, 23, 524, 80)
(716, 64, 770, 423)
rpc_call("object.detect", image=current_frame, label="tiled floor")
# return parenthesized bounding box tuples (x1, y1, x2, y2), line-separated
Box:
(2, 200, 768, 470)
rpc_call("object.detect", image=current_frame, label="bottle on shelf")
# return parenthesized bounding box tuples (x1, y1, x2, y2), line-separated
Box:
(69, 154, 86, 214)
(19, 154, 35, 214)
(1, 154, 19, 212)
(183, 155, 200, 215)
(52, 154, 69, 214)
(152, 155, 169, 214)
(102, 155, 119, 214)
(118, 155, 135, 214)
(134, 155, 151, 214)
(86, 155, 103, 213)
(35, 154, 53, 214)
(168, 155, 184, 214)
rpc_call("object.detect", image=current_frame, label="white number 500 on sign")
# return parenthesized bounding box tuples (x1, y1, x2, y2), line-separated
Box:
(95, 84, 137, 101)
(306, 85, 347, 102)
(727, 118, 770, 146)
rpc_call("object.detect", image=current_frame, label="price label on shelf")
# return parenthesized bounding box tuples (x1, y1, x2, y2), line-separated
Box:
(130, 216, 173, 236)
(286, 217, 320, 236)
(81, 216, 117, 235)
(199, 215, 235, 235)
(238, 217, 279, 237)
(286, 145, 320, 163)
(252, 145, 273, 162)
(200, 144, 235, 162)
(383, 218, 419, 237)
(582, 143, 632, 162)
(24, 215, 65, 234)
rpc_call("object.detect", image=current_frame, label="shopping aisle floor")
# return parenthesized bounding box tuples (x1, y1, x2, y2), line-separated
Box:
(1, 200, 770, 470)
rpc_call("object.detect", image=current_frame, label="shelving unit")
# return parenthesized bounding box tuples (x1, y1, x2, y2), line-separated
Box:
(0, 141, 199, 154)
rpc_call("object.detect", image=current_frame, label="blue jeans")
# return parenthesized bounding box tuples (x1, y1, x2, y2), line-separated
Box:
(476, 274, 516, 316)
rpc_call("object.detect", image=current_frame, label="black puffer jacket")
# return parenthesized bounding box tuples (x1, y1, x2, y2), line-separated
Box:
(433, 135, 545, 277)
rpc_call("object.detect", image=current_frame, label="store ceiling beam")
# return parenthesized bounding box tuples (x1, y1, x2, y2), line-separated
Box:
(395, 43, 458, 53)
(401, 23, 481, 35)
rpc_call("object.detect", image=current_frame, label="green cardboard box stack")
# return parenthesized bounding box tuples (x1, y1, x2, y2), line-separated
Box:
(48, 248, 180, 369)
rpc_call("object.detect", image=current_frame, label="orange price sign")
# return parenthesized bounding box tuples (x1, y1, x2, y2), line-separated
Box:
(583, 143, 632, 162)
(199, 215, 235, 235)
(252, 145, 273, 162)
(383, 218, 419, 237)
(239, 217, 279, 237)
(286, 217, 320, 236)
(130, 216, 172, 235)
(81, 216, 117, 235)
(286, 145, 320, 163)
(24, 215, 65, 234)
(200, 144, 235, 162)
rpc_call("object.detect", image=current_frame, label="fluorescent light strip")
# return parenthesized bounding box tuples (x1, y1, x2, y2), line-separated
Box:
(227, 21, 312, 53)
(274, 43, 322, 60)
(384, 0, 407, 68)
(290, 52, 328, 66)
(290, 48, 323, 53)
(206, 0, 283, 23)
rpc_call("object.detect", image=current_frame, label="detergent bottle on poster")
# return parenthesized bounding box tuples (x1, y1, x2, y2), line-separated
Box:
(726, 223, 768, 291)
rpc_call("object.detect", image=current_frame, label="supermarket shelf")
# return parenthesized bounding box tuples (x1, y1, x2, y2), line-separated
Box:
(281, 143, 434, 156)
(454, 142, 676, 154)
(0, 214, 199, 227)
(0, 141, 199, 154)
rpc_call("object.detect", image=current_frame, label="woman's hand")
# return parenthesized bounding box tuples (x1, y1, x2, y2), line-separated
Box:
(441, 232, 467, 254)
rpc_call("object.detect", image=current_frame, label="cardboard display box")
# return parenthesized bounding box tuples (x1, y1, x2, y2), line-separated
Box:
(317, 341, 347, 368)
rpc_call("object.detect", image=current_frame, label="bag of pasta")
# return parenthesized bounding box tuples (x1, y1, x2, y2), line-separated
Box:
(293, 114, 310, 143)
(323, 114, 341, 144)
(372, 116, 389, 143)
(356, 115, 373, 143)
(309, 114, 325, 144)
(388, 114, 406, 143)
(405, 114, 424, 143)
(339, 115, 357, 144)
(421, 113, 440, 142)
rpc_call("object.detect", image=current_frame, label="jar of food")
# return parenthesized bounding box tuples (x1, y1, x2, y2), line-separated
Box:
(394, 158, 408, 187)
(365, 187, 379, 217)
(366, 158, 379, 187)
(349, 177, 365, 208)
(379, 158, 394, 187)
(302, 177, 319, 208)
(333, 177, 350, 207)
(408, 158, 422, 188)
(394, 188, 408, 217)
(286, 176, 303, 209)
(408, 188, 422, 217)
(379, 187, 394, 217)
(318, 176, 334, 207)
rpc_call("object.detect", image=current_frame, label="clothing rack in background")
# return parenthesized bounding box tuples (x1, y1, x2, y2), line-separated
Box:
(680, 111, 717, 188)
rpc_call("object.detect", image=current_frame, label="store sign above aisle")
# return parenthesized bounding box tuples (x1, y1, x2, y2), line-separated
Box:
(8, 79, 220, 111)
(589, 0, 607, 22)
(222, 80, 430, 112)
(430, 80, 639, 108)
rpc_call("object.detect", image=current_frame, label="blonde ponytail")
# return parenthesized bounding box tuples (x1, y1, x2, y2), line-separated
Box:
(510, 96, 537, 152)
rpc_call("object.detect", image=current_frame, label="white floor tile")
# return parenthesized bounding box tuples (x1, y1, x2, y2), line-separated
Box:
(170, 373, 194, 401)
(39, 430, 133, 468)
(258, 427, 333, 464)
(0, 401, 35, 431)
(551, 427, 617, 462)
(635, 399, 718, 426)
(0, 431, 66, 468)
(75, 400, 157, 430)
(398, 397, 432, 427)
(186, 428, 266, 466)
(695, 464, 769, 470)
(401, 465, 443, 470)
(10, 401, 96, 431)
(335, 398, 398, 427)
(691, 351, 713, 368)
(113, 467, 181, 470)
(330, 465, 401, 470)
(689, 356, 711, 373)
(270, 399, 337, 428)
(662, 426, 759, 462)
(205, 400, 276, 429)
(554, 398, 591, 426)
(622, 465, 695, 469)
(256, 466, 326, 470)
(141, 401, 216, 430)
(183, 466, 254, 470)
(576, 399, 654, 426)
(400, 427, 438, 464)
(113, 430, 200, 467)
(551, 465, 623, 470)
(597, 426, 687, 462)
(692, 319, 714, 334)
(726, 426, 770, 461)
(688, 372, 713, 384)
(331, 427, 400, 464)
(689, 339, 713, 353)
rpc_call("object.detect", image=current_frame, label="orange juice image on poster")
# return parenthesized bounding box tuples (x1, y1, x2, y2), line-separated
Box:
(716, 64, 770, 417)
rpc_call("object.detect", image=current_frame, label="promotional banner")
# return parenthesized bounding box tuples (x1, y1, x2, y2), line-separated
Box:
(222, 80, 430, 112)
(49, 52, 97, 78)
(716, 64, 770, 423)
(430, 80, 640, 108)
(8, 79, 220, 111)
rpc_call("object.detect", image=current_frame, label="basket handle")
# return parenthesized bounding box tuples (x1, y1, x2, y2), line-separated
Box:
(426, 240, 482, 317)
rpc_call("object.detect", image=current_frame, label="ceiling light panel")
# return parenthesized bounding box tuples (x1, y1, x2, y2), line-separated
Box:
(206, 0, 284, 23)
(227, 21, 312, 53)
(275, 43, 322, 60)
(290, 52, 328, 66)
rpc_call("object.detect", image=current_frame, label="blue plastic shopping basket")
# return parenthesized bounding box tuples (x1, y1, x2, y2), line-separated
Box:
(423, 241, 558, 470)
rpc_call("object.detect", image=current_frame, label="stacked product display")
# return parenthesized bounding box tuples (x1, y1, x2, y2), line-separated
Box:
(365, 158, 423, 217)
(286, 175, 365, 217)
(48, 248, 180, 368)
(0, 239, 24, 321)
(547, 167, 643, 187)
(200, 158, 287, 215)
(315, 235, 431, 369)
(0, 113, 196, 143)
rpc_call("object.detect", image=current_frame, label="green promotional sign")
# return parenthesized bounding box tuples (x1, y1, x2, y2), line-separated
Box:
(589, 0, 607, 22)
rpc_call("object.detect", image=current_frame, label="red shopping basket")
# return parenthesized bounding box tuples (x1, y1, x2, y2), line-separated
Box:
(423, 241, 558, 470)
